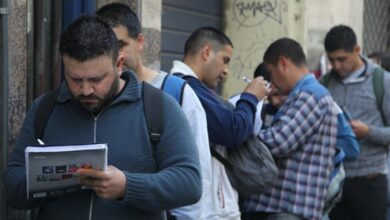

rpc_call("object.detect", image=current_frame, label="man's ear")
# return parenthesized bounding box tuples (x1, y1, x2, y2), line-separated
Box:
(116, 54, 125, 76)
(201, 44, 212, 61)
(279, 56, 289, 70)
(354, 45, 361, 54)
(136, 33, 145, 52)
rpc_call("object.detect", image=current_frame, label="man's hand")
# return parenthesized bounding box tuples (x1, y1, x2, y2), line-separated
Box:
(78, 165, 126, 200)
(350, 120, 369, 138)
(243, 76, 269, 100)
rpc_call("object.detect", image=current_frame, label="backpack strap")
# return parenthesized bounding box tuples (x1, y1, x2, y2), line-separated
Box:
(161, 74, 186, 106)
(34, 88, 60, 140)
(319, 70, 335, 87)
(372, 67, 386, 125)
(142, 82, 164, 157)
(209, 145, 233, 170)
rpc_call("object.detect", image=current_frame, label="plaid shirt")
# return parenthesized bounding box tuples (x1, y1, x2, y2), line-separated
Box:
(242, 75, 337, 220)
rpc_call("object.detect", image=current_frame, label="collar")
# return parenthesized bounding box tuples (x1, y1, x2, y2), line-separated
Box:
(272, 74, 314, 122)
(57, 70, 141, 104)
(330, 56, 379, 85)
(289, 74, 315, 97)
(170, 60, 198, 78)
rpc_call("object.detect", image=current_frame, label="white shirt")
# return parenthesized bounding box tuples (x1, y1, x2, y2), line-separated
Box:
(171, 60, 241, 220)
(150, 70, 212, 220)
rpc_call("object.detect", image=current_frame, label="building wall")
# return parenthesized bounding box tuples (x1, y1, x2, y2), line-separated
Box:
(4, 0, 29, 219)
(306, 0, 364, 72)
(224, 0, 306, 98)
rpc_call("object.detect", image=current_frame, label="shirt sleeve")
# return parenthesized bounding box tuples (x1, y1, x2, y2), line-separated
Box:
(171, 84, 211, 219)
(259, 92, 330, 157)
(366, 70, 390, 145)
(5, 96, 46, 209)
(187, 77, 258, 148)
(120, 94, 202, 211)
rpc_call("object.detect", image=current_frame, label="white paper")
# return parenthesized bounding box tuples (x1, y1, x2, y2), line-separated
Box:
(25, 143, 107, 199)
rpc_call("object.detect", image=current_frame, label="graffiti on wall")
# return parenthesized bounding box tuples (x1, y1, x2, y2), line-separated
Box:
(228, 0, 288, 82)
(233, 0, 287, 28)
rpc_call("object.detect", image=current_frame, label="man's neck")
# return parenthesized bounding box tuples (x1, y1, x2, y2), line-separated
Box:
(183, 58, 202, 79)
(353, 56, 365, 72)
(136, 65, 159, 83)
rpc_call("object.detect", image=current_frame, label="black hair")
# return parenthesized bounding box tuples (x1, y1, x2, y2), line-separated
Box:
(60, 15, 118, 63)
(184, 27, 233, 57)
(96, 3, 141, 39)
(263, 38, 306, 66)
(324, 25, 357, 53)
(253, 62, 271, 81)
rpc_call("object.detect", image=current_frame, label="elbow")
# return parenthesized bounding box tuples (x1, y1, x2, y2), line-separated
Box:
(185, 169, 202, 205)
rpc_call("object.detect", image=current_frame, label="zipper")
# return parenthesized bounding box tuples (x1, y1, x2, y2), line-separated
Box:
(88, 193, 94, 220)
(88, 114, 101, 220)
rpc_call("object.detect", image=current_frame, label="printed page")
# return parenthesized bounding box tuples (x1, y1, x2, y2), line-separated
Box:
(25, 143, 107, 199)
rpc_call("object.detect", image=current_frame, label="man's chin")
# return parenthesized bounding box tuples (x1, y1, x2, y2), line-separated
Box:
(80, 103, 102, 114)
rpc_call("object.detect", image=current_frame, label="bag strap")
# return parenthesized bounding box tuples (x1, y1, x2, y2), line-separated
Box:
(319, 71, 332, 87)
(209, 145, 233, 170)
(372, 67, 386, 125)
(161, 75, 186, 106)
(142, 82, 164, 157)
(34, 88, 60, 140)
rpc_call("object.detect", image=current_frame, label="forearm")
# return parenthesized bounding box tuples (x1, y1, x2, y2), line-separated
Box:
(366, 126, 390, 146)
(120, 165, 201, 211)
(206, 93, 258, 147)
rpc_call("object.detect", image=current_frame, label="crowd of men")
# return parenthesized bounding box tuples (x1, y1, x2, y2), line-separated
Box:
(4, 3, 390, 220)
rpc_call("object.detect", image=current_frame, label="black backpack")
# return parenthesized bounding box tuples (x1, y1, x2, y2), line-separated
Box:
(34, 82, 164, 154)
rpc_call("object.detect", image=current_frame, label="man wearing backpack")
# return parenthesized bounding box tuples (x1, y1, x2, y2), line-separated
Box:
(238, 38, 338, 220)
(170, 27, 269, 219)
(96, 4, 211, 220)
(322, 25, 390, 220)
(5, 15, 201, 220)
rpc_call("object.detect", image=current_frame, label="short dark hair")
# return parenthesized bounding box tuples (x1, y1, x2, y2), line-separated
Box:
(263, 38, 306, 67)
(184, 27, 233, 56)
(253, 62, 271, 81)
(96, 3, 141, 39)
(60, 15, 118, 63)
(324, 25, 357, 53)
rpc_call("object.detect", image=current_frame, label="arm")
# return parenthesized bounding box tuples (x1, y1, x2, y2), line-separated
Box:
(336, 107, 360, 160)
(365, 71, 390, 145)
(5, 97, 46, 209)
(119, 95, 201, 211)
(259, 92, 330, 157)
(170, 85, 211, 219)
(186, 77, 258, 148)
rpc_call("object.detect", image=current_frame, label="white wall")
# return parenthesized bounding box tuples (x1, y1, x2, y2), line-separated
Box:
(306, 0, 364, 71)
(224, 0, 306, 98)
(223, 0, 364, 97)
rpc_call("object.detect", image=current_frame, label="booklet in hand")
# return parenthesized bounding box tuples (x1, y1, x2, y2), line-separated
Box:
(25, 143, 107, 200)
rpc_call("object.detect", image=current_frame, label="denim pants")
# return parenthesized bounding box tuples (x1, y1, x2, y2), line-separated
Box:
(329, 174, 388, 220)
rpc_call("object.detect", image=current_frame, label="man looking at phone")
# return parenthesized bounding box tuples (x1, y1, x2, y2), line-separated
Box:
(322, 25, 390, 220)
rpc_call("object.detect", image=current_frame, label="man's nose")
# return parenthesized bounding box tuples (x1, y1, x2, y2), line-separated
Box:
(332, 61, 341, 71)
(80, 82, 94, 96)
(223, 66, 229, 76)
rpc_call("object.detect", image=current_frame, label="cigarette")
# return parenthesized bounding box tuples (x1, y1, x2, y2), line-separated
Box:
(242, 76, 252, 83)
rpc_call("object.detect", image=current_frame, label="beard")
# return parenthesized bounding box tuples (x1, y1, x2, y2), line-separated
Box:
(76, 76, 120, 114)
